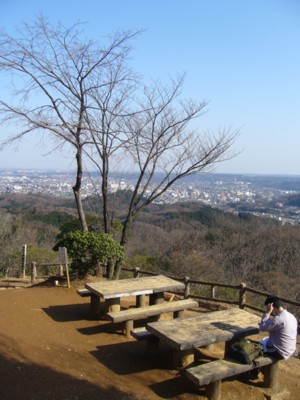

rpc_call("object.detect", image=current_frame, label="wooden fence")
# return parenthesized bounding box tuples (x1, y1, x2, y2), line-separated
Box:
(31, 256, 70, 288)
(28, 260, 300, 318)
(121, 266, 300, 317)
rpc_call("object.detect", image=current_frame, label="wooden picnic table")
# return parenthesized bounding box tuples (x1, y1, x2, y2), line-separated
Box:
(85, 274, 185, 314)
(146, 307, 261, 368)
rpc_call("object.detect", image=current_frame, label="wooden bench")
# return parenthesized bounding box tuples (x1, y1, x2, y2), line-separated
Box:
(131, 327, 155, 341)
(106, 298, 198, 338)
(130, 327, 161, 353)
(182, 356, 280, 400)
(76, 288, 92, 297)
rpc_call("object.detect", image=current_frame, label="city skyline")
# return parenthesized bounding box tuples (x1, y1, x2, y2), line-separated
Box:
(1, 168, 299, 225)
(0, 0, 299, 175)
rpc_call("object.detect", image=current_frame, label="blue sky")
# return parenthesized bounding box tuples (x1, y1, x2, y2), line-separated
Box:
(0, 0, 299, 175)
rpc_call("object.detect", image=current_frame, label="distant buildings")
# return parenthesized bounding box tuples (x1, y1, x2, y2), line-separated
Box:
(0, 169, 300, 225)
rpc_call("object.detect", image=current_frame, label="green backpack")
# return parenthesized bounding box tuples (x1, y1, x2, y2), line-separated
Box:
(228, 338, 264, 365)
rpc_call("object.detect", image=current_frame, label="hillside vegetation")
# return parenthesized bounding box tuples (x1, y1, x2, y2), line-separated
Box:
(0, 193, 300, 303)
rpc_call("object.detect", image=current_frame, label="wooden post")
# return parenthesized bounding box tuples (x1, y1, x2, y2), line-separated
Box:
(31, 262, 36, 284)
(146, 336, 160, 354)
(134, 267, 140, 278)
(106, 298, 121, 312)
(21, 244, 27, 279)
(239, 282, 246, 309)
(173, 348, 194, 369)
(65, 262, 71, 289)
(90, 294, 101, 315)
(184, 276, 190, 299)
(263, 361, 279, 389)
(59, 247, 70, 288)
(174, 310, 184, 318)
(211, 284, 216, 300)
(136, 294, 146, 308)
(149, 292, 164, 305)
(124, 320, 134, 338)
(207, 380, 222, 400)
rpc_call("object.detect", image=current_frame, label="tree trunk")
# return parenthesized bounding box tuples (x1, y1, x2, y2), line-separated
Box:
(113, 217, 131, 279)
(73, 147, 88, 232)
(102, 155, 109, 233)
(113, 259, 123, 280)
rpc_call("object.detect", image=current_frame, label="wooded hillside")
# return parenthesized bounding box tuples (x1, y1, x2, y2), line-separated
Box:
(0, 193, 299, 303)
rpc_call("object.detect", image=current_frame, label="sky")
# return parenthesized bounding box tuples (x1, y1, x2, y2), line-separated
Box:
(0, 0, 299, 175)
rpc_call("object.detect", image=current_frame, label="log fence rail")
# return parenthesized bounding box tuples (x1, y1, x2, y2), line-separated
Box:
(120, 266, 300, 319)
(28, 262, 300, 319)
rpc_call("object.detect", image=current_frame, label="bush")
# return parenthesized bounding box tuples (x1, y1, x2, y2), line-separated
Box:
(64, 231, 124, 276)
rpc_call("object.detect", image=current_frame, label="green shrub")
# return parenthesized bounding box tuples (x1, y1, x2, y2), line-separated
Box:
(64, 231, 124, 276)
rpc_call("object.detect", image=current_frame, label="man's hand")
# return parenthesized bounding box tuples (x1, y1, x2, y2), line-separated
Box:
(266, 303, 274, 315)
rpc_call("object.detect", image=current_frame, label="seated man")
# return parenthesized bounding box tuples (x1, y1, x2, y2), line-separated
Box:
(259, 295, 298, 360)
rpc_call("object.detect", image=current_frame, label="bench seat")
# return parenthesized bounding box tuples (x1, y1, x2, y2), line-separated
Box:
(130, 327, 155, 341)
(106, 298, 198, 338)
(182, 356, 279, 400)
(107, 298, 198, 323)
(76, 288, 92, 297)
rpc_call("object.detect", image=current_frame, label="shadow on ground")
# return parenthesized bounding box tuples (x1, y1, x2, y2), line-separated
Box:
(42, 303, 97, 322)
(0, 353, 139, 400)
(91, 340, 174, 375)
(149, 375, 206, 399)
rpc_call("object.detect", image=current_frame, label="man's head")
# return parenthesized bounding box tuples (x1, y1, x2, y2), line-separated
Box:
(265, 295, 282, 310)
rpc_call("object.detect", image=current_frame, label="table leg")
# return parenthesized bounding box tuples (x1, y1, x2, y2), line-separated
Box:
(173, 348, 194, 369)
(90, 294, 101, 315)
(124, 320, 134, 338)
(136, 294, 146, 308)
(105, 298, 121, 312)
(149, 292, 164, 305)
(263, 361, 279, 389)
(146, 336, 160, 354)
(224, 338, 235, 357)
(206, 380, 222, 400)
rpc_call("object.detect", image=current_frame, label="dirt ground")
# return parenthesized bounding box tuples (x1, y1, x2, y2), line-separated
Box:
(0, 279, 299, 400)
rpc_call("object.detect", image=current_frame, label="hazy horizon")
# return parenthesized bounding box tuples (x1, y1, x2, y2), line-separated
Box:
(1, 166, 300, 179)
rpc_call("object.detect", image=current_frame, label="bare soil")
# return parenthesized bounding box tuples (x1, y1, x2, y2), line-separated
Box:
(0, 279, 299, 400)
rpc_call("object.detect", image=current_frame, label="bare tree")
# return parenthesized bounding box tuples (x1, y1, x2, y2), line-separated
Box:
(0, 17, 238, 279)
(0, 16, 139, 231)
(83, 60, 138, 233)
(86, 74, 238, 278)
(119, 77, 238, 247)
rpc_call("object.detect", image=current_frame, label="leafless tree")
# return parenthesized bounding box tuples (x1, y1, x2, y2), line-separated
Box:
(83, 60, 138, 233)
(120, 78, 238, 238)
(0, 17, 238, 279)
(0, 16, 139, 231)
(87, 73, 239, 277)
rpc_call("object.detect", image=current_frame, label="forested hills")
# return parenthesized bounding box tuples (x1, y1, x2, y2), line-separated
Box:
(0, 193, 299, 304)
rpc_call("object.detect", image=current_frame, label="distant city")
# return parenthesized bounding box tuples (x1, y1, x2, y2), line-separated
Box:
(1, 168, 300, 225)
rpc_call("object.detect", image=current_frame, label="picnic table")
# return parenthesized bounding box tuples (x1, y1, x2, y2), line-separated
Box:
(146, 307, 261, 368)
(146, 307, 283, 400)
(85, 274, 185, 314)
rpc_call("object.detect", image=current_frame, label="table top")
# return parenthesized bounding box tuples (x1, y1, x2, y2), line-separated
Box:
(146, 307, 261, 350)
(85, 275, 185, 299)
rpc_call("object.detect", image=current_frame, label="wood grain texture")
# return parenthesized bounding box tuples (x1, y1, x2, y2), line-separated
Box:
(85, 275, 185, 299)
(147, 308, 261, 350)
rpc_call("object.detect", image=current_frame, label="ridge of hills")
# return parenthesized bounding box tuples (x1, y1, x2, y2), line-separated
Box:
(0, 192, 267, 229)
